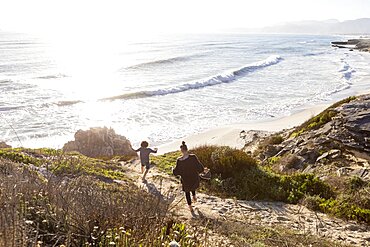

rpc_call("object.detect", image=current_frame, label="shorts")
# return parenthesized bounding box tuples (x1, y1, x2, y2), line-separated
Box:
(141, 162, 150, 170)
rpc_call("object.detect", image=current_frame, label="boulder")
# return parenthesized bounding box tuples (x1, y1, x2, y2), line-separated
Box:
(316, 149, 342, 163)
(263, 145, 282, 158)
(0, 141, 11, 148)
(63, 127, 136, 158)
(278, 154, 305, 172)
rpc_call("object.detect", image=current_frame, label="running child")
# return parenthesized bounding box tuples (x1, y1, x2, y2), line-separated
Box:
(133, 141, 158, 181)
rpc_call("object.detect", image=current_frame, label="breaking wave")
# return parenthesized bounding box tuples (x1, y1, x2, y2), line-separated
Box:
(103, 55, 283, 101)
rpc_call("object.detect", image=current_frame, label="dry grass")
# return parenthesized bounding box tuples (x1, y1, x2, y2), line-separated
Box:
(0, 158, 203, 246)
(189, 217, 349, 247)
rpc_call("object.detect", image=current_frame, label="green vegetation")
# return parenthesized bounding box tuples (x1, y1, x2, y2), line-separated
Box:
(320, 198, 370, 224)
(0, 147, 128, 180)
(267, 135, 284, 145)
(50, 154, 128, 180)
(303, 195, 370, 224)
(153, 146, 333, 204)
(151, 151, 181, 175)
(0, 148, 42, 165)
(267, 156, 280, 165)
(199, 145, 257, 179)
(153, 145, 370, 225)
(291, 96, 356, 137)
(1, 136, 368, 246)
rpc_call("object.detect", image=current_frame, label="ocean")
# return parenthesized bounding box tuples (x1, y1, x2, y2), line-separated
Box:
(1, 32, 370, 148)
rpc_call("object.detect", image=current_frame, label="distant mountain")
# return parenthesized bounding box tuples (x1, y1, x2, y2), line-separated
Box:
(259, 18, 370, 35)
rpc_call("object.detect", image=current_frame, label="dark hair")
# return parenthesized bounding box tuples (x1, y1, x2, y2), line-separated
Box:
(180, 141, 188, 151)
(141, 141, 149, 148)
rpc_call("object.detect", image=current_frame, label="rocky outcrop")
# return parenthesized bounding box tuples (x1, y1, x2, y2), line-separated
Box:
(250, 94, 370, 180)
(0, 141, 11, 148)
(331, 39, 370, 52)
(329, 95, 370, 153)
(63, 127, 136, 158)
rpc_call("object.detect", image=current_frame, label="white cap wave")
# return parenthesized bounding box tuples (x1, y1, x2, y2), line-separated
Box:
(102, 55, 283, 101)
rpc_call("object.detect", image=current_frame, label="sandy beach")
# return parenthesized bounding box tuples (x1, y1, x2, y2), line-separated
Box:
(158, 104, 329, 154)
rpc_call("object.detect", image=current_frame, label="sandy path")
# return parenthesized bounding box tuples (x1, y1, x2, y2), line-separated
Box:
(116, 159, 370, 247)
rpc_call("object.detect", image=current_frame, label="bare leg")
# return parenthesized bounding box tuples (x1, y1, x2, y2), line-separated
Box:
(142, 168, 149, 181)
(141, 166, 144, 174)
(185, 192, 193, 211)
(191, 191, 197, 203)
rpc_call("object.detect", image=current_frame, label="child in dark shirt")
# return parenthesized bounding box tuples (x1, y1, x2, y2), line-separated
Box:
(134, 141, 157, 181)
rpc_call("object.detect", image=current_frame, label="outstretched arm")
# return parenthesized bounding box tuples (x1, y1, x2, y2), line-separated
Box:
(133, 147, 141, 152)
(149, 148, 158, 153)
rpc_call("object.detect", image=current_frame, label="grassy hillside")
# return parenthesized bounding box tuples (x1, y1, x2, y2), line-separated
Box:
(0, 149, 200, 246)
(0, 147, 349, 246)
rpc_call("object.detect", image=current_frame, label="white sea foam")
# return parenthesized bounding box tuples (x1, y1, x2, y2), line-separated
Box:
(339, 61, 356, 81)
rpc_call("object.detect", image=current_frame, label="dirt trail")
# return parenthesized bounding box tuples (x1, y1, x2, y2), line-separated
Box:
(116, 160, 370, 247)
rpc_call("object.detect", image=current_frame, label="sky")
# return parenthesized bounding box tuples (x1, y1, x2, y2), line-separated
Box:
(0, 0, 369, 36)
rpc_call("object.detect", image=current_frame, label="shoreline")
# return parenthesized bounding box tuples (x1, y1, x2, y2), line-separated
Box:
(158, 83, 370, 154)
(157, 104, 329, 154)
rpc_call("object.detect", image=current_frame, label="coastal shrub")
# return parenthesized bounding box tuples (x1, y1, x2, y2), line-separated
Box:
(319, 198, 370, 224)
(153, 146, 332, 204)
(209, 146, 257, 179)
(268, 135, 284, 145)
(279, 173, 334, 203)
(0, 148, 41, 165)
(234, 169, 334, 203)
(153, 146, 257, 179)
(302, 194, 370, 224)
(191, 145, 219, 168)
(234, 167, 281, 200)
(349, 176, 366, 191)
(302, 195, 323, 211)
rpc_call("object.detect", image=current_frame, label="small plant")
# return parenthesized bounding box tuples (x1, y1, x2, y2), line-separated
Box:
(349, 176, 366, 191)
(302, 195, 323, 211)
(268, 135, 284, 145)
(267, 156, 280, 165)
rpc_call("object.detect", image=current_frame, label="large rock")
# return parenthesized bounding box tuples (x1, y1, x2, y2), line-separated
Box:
(0, 141, 11, 148)
(63, 127, 136, 158)
(328, 95, 370, 155)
